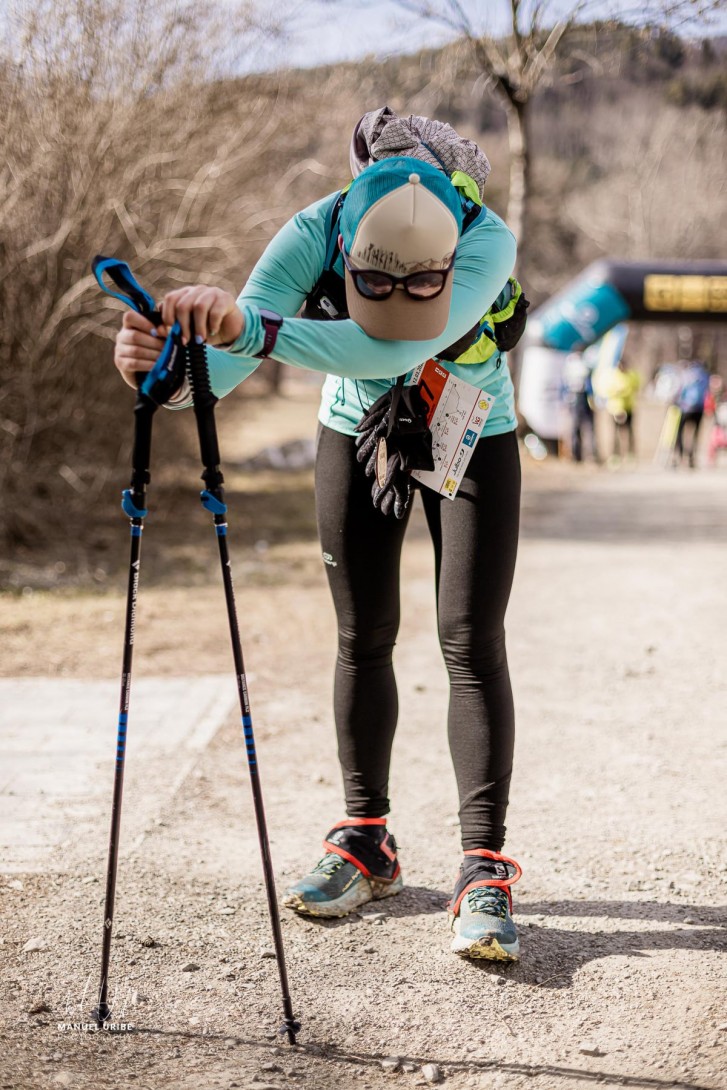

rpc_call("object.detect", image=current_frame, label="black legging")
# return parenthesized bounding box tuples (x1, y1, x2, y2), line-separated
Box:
(314, 424, 521, 852)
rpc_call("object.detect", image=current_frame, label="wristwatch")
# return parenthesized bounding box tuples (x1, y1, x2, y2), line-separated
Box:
(255, 309, 284, 359)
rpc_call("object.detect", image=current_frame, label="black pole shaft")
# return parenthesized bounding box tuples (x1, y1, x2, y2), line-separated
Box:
(93, 392, 155, 1026)
(93, 519, 142, 1024)
(215, 520, 299, 1044)
(186, 332, 299, 1044)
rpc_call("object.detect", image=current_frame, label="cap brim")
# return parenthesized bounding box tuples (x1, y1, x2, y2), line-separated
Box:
(344, 268, 453, 342)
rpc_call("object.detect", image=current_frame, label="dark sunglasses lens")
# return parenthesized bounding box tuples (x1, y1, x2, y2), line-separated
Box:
(405, 272, 446, 298)
(356, 271, 394, 298)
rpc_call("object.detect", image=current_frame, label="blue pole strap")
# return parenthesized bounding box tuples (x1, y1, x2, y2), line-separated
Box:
(140, 321, 183, 400)
(93, 254, 185, 407)
(92, 257, 157, 317)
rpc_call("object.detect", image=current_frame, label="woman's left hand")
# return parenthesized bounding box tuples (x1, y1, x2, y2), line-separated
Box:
(159, 285, 244, 346)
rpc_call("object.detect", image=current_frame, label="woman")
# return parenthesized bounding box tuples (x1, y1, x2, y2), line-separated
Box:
(113, 110, 523, 961)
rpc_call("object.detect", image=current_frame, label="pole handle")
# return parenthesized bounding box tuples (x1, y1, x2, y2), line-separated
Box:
(187, 321, 224, 493)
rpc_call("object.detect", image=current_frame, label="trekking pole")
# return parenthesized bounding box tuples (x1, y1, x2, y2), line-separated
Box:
(91, 386, 154, 1026)
(185, 324, 300, 1046)
(90, 258, 185, 1025)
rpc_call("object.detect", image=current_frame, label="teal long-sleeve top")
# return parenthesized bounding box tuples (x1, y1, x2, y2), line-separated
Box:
(198, 191, 518, 437)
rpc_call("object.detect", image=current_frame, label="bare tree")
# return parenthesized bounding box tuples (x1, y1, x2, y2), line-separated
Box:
(355, 0, 724, 267)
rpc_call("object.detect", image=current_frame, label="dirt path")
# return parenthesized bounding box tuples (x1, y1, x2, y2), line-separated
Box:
(1, 384, 726, 1090)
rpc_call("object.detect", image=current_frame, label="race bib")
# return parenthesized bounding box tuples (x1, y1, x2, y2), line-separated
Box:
(409, 360, 495, 499)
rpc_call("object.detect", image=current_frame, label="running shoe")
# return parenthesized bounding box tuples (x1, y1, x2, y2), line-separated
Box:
(282, 818, 403, 919)
(449, 849, 522, 961)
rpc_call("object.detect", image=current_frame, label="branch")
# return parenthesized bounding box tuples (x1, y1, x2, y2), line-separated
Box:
(444, 0, 476, 35)
(272, 158, 339, 198)
(145, 235, 241, 263)
(113, 200, 144, 256)
(469, 32, 509, 84)
(511, 0, 527, 72)
(521, 16, 572, 95)
(392, 0, 470, 34)
(30, 273, 99, 363)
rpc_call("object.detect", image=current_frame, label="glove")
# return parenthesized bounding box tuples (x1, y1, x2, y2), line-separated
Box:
(367, 443, 413, 518)
(492, 290, 530, 352)
(355, 384, 434, 519)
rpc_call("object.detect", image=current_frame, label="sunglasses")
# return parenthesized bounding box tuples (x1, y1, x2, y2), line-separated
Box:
(341, 246, 455, 301)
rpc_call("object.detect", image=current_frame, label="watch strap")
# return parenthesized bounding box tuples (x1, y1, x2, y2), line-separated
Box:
(255, 310, 283, 359)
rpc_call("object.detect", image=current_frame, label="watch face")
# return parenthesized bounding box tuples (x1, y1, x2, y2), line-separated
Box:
(259, 309, 283, 326)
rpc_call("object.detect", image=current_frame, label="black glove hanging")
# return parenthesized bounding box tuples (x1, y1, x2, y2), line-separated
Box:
(354, 377, 435, 519)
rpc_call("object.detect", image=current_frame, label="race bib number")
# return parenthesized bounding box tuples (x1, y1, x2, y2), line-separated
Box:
(409, 360, 495, 500)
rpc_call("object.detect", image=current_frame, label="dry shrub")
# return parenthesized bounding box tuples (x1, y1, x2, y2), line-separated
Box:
(0, 0, 323, 555)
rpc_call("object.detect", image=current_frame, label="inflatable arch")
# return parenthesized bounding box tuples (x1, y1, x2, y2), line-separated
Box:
(518, 260, 727, 440)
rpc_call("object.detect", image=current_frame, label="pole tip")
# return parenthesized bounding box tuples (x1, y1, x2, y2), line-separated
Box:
(280, 1017, 301, 1044)
(91, 1002, 111, 1026)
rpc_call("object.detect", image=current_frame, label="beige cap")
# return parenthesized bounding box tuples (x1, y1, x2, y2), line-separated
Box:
(343, 170, 459, 341)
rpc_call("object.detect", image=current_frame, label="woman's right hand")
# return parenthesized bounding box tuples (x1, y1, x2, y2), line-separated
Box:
(114, 311, 170, 390)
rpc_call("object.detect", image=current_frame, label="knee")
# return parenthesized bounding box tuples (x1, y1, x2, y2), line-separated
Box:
(439, 622, 508, 681)
(337, 617, 399, 669)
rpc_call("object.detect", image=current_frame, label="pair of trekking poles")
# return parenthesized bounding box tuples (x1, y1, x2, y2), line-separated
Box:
(90, 258, 300, 1043)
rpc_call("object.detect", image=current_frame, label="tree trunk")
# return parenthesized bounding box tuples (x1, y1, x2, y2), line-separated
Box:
(504, 98, 531, 270)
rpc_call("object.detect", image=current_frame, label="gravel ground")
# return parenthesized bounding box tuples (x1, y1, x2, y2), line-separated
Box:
(1, 388, 726, 1090)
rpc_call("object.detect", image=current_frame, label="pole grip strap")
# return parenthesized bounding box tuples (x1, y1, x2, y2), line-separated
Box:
(92, 254, 185, 406)
(92, 256, 159, 320)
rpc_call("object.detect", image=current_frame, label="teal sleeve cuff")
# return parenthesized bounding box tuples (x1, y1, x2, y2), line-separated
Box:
(205, 341, 261, 399)
(226, 304, 265, 357)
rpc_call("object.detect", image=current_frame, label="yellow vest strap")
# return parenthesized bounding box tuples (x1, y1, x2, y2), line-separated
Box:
(451, 171, 483, 207)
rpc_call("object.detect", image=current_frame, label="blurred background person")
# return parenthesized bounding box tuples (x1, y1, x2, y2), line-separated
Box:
(673, 359, 710, 468)
(563, 352, 599, 464)
(603, 357, 641, 467)
(704, 373, 727, 467)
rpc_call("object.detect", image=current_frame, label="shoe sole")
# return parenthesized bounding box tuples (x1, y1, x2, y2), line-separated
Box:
(283, 873, 403, 919)
(451, 935, 520, 961)
(450, 917, 520, 961)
